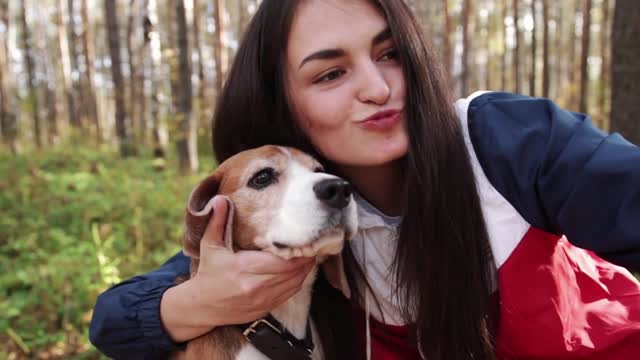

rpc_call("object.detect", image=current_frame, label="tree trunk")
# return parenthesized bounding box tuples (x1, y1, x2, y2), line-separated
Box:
(174, 0, 198, 173)
(40, 27, 61, 146)
(138, 0, 150, 146)
(0, 0, 18, 153)
(553, 1, 563, 100)
(610, 0, 640, 144)
(20, 0, 42, 147)
(568, 0, 580, 109)
(529, 0, 537, 96)
(145, 0, 167, 159)
(55, 0, 78, 136)
(441, 0, 453, 86)
(461, 0, 472, 96)
(213, 0, 227, 94)
(126, 0, 139, 141)
(105, 0, 136, 156)
(238, 0, 247, 37)
(501, 0, 508, 91)
(484, 9, 493, 90)
(68, 0, 85, 129)
(598, 0, 610, 130)
(193, 0, 207, 136)
(541, 0, 549, 98)
(44, 81, 59, 145)
(513, 0, 521, 93)
(164, 1, 180, 113)
(80, 0, 101, 142)
(579, 0, 592, 114)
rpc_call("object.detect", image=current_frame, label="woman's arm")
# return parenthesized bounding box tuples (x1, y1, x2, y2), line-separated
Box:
(89, 252, 190, 359)
(466, 92, 640, 269)
(90, 196, 315, 359)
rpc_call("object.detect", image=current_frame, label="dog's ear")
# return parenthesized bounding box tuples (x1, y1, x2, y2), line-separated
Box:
(221, 197, 235, 250)
(182, 172, 235, 258)
(321, 254, 351, 299)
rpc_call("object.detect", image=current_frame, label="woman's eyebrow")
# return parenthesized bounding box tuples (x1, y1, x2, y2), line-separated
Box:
(298, 27, 392, 69)
(299, 49, 345, 69)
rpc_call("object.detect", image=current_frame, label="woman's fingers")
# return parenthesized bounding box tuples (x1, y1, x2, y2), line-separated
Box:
(238, 260, 314, 309)
(200, 196, 229, 250)
(235, 248, 315, 274)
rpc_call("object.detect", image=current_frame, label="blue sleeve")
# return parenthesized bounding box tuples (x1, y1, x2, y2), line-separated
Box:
(467, 92, 640, 268)
(89, 252, 190, 359)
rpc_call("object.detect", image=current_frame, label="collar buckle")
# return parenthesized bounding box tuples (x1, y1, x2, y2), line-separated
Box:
(242, 318, 282, 338)
(239, 315, 314, 359)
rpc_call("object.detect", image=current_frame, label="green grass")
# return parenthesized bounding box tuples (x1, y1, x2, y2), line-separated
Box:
(0, 145, 215, 359)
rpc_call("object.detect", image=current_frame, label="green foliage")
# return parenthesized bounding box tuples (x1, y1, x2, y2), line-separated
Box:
(0, 146, 215, 359)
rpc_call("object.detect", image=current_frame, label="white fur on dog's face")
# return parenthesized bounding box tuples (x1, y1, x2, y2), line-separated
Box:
(210, 145, 357, 259)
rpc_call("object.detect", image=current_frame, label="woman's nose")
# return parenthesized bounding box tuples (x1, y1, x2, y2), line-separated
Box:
(357, 62, 391, 105)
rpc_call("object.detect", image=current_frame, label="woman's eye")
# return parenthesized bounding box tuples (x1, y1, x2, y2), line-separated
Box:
(379, 49, 398, 61)
(314, 69, 346, 84)
(249, 168, 277, 189)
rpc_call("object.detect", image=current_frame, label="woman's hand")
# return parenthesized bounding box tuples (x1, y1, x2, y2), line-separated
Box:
(160, 196, 315, 343)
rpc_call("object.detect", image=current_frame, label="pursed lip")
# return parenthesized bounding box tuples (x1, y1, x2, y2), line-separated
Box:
(355, 109, 403, 130)
(357, 109, 402, 123)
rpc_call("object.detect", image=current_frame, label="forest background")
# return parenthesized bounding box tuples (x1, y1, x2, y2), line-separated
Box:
(1, 0, 639, 358)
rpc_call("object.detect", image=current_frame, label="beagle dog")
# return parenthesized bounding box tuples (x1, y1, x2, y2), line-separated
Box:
(177, 145, 357, 360)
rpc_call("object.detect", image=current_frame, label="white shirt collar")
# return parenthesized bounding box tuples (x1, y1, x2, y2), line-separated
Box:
(354, 192, 401, 230)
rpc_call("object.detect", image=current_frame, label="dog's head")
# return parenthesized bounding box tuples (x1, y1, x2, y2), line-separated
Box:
(182, 145, 357, 298)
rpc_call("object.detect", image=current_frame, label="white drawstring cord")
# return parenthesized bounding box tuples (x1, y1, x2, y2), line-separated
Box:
(362, 239, 372, 360)
(365, 288, 371, 360)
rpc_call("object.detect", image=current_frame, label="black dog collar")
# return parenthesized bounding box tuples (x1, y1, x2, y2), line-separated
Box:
(238, 314, 314, 359)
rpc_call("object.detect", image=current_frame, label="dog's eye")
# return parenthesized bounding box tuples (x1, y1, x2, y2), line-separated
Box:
(249, 168, 276, 189)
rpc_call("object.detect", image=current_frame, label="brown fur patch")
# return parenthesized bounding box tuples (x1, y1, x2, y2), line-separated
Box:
(183, 327, 248, 360)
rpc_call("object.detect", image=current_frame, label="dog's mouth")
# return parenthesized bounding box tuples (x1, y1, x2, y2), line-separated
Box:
(267, 224, 348, 260)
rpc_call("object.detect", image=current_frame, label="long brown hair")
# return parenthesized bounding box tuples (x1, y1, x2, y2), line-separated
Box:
(213, 1, 496, 359)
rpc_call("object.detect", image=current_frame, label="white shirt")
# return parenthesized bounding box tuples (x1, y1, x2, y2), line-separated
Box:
(350, 192, 408, 326)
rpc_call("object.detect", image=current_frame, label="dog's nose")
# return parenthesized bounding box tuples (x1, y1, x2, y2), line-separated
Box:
(313, 179, 352, 209)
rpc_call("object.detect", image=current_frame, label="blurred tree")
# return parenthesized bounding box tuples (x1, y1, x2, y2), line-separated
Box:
(145, 0, 168, 158)
(441, 0, 453, 85)
(567, 0, 580, 109)
(598, 0, 611, 130)
(611, 0, 640, 144)
(126, 0, 138, 140)
(105, 0, 136, 156)
(529, 0, 537, 96)
(0, 0, 18, 153)
(68, 0, 85, 129)
(138, 0, 150, 146)
(579, 0, 592, 114)
(81, 0, 100, 142)
(213, 0, 227, 94)
(501, 0, 508, 91)
(461, 0, 472, 96)
(193, 0, 207, 133)
(42, 34, 60, 145)
(553, 1, 563, 100)
(513, 0, 521, 94)
(20, 0, 42, 147)
(174, 0, 198, 173)
(55, 0, 77, 134)
(541, 0, 549, 98)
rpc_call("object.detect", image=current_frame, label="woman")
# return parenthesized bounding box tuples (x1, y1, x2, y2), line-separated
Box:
(90, 1, 640, 359)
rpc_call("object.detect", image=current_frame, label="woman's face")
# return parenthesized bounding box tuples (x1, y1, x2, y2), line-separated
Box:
(286, 0, 408, 170)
